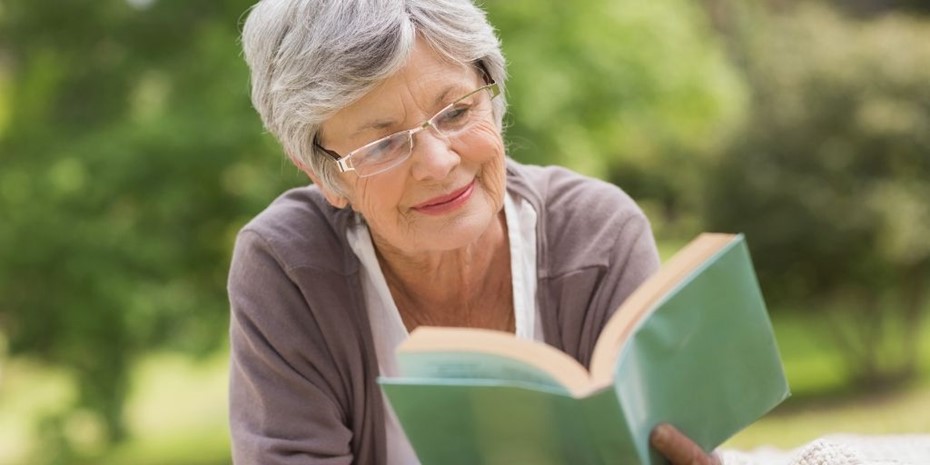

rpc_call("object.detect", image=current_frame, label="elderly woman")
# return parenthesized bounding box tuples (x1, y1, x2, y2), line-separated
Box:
(229, 0, 718, 464)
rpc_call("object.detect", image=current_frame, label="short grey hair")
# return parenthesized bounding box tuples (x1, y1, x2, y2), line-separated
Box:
(241, 0, 508, 193)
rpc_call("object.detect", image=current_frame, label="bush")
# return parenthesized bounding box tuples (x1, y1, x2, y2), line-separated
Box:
(484, 0, 748, 237)
(706, 4, 930, 387)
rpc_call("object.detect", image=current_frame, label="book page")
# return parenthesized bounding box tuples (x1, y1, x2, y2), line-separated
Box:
(396, 352, 573, 394)
(398, 327, 595, 397)
(589, 233, 736, 387)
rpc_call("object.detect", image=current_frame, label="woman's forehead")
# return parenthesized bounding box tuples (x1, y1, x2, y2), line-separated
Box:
(368, 42, 477, 110)
(323, 42, 479, 142)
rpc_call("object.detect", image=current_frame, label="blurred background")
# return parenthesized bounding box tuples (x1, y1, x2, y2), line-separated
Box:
(1, 0, 928, 463)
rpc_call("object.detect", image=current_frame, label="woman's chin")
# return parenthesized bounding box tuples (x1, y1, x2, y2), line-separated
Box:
(424, 211, 496, 251)
(414, 196, 503, 253)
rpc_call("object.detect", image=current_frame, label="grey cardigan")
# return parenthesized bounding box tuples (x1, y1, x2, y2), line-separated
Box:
(228, 159, 660, 464)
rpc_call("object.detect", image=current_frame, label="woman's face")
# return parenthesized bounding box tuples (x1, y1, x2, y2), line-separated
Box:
(318, 40, 506, 256)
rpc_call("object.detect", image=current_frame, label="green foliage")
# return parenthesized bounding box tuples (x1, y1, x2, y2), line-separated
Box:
(0, 0, 305, 454)
(705, 4, 930, 385)
(483, 0, 747, 236)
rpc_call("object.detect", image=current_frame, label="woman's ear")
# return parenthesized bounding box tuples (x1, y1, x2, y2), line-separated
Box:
(322, 189, 350, 209)
(291, 153, 350, 209)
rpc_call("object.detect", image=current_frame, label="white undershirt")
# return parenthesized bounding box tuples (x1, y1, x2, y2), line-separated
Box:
(346, 191, 542, 465)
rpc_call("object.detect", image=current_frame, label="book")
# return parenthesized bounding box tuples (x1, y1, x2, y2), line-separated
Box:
(378, 233, 790, 465)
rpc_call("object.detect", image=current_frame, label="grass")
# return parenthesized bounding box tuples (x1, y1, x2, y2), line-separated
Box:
(0, 358, 75, 463)
(0, 353, 231, 465)
(86, 428, 230, 465)
(93, 353, 232, 465)
(726, 309, 930, 450)
(0, 68, 8, 139)
(1, 308, 929, 464)
(727, 377, 930, 450)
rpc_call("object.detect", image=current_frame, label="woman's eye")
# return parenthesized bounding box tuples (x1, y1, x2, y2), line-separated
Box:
(437, 105, 471, 126)
(365, 135, 407, 160)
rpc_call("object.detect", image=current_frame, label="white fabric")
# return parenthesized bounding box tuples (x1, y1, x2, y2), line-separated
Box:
(346, 215, 418, 465)
(504, 190, 544, 341)
(720, 434, 930, 465)
(346, 191, 542, 465)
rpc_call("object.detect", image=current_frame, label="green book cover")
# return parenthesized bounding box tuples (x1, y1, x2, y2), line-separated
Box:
(379, 233, 790, 465)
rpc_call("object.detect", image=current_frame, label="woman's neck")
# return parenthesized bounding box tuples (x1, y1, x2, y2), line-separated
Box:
(372, 212, 513, 331)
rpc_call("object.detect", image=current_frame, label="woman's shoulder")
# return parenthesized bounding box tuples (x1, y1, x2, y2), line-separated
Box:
(507, 160, 656, 272)
(507, 160, 648, 230)
(233, 185, 355, 274)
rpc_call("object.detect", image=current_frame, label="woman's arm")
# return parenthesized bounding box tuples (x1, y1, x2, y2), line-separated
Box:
(228, 229, 354, 464)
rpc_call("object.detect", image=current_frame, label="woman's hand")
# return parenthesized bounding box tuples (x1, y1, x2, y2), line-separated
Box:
(650, 423, 722, 465)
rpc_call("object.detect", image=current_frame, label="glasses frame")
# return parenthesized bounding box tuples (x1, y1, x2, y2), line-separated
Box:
(314, 81, 500, 178)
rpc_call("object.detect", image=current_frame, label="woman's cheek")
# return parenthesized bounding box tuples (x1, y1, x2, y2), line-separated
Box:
(471, 124, 507, 210)
(483, 156, 506, 211)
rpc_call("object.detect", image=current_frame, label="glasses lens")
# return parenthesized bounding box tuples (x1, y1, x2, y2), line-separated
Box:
(353, 132, 413, 177)
(340, 83, 498, 178)
(432, 87, 493, 137)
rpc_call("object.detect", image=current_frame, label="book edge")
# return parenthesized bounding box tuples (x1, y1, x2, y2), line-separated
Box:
(587, 233, 739, 387)
(398, 327, 595, 397)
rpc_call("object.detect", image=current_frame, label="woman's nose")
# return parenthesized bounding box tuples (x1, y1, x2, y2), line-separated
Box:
(408, 127, 460, 181)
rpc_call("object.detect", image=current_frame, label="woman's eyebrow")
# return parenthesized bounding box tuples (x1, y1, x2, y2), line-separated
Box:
(351, 118, 397, 139)
(349, 82, 470, 138)
(435, 83, 470, 106)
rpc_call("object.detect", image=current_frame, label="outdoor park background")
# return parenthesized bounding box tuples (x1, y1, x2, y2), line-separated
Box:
(1, 0, 929, 463)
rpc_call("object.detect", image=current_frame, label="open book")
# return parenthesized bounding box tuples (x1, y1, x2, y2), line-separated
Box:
(379, 233, 790, 465)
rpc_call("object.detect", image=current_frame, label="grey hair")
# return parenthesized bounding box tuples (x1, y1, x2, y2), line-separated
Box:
(241, 0, 508, 194)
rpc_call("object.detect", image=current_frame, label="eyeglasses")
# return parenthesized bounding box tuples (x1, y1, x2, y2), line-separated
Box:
(315, 82, 500, 178)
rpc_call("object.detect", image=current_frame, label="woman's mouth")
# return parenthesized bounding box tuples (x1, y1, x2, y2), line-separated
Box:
(411, 180, 476, 215)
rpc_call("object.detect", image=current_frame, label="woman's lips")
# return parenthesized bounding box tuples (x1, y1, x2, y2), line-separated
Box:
(412, 180, 476, 215)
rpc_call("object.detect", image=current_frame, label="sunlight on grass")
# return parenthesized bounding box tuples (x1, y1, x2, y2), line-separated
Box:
(727, 306, 930, 450)
(98, 352, 231, 465)
(92, 425, 230, 465)
(0, 68, 9, 139)
(727, 378, 930, 450)
(125, 352, 229, 437)
(0, 351, 231, 465)
(0, 358, 76, 465)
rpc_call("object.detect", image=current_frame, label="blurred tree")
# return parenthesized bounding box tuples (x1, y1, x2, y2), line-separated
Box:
(704, 3, 930, 387)
(703, 0, 930, 18)
(0, 0, 303, 454)
(820, 0, 930, 17)
(484, 0, 748, 238)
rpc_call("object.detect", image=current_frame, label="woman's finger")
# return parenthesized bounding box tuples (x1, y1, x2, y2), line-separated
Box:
(650, 423, 721, 465)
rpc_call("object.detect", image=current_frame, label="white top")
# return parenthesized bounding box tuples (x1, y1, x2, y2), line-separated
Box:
(346, 192, 542, 465)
